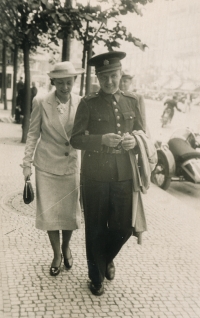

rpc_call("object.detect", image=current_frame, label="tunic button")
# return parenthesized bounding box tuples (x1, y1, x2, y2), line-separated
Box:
(98, 118, 101, 121)
(65, 152, 69, 156)
(65, 141, 69, 146)
(117, 123, 121, 127)
(118, 131, 121, 135)
(130, 116, 133, 119)
(113, 101, 116, 105)
(116, 116, 120, 120)
(115, 108, 118, 112)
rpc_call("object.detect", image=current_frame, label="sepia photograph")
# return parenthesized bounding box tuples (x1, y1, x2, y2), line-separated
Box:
(0, 0, 200, 317)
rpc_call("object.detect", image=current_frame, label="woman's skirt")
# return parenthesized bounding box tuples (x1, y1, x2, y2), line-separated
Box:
(35, 168, 81, 231)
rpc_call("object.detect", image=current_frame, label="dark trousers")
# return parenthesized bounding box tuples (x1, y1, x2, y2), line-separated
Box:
(82, 178, 133, 285)
(15, 108, 21, 123)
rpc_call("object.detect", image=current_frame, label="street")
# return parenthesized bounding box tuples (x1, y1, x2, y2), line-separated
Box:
(145, 99, 200, 144)
(145, 99, 200, 211)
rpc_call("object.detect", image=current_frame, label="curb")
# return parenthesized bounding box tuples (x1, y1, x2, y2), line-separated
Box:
(0, 117, 14, 123)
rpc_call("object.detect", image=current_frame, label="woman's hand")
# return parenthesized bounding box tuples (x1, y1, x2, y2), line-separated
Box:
(102, 133, 122, 147)
(122, 134, 136, 151)
(23, 167, 32, 181)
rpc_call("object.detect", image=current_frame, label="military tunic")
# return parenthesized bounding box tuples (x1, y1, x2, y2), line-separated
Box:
(71, 89, 144, 181)
(70, 89, 145, 284)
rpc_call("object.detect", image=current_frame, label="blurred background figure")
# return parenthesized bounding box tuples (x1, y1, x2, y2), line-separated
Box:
(15, 86, 25, 124)
(30, 82, 38, 112)
(119, 70, 134, 93)
(15, 81, 38, 123)
(15, 87, 26, 126)
(120, 70, 147, 133)
(15, 77, 25, 123)
(31, 82, 38, 101)
(184, 93, 192, 113)
(17, 77, 24, 93)
(161, 95, 182, 123)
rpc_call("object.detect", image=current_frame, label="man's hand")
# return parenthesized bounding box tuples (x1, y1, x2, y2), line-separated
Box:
(121, 134, 136, 151)
(101, 133, 122, 147)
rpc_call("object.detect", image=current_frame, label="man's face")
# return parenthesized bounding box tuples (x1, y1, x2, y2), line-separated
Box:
(119, 77, 132, 92)
(97, 69, 122, 94)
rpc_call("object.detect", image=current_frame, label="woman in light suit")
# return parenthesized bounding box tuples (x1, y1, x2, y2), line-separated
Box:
(22, 61, 84, 276)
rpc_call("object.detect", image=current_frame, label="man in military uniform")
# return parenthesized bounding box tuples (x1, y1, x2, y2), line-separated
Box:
(71, 51, 145, 296)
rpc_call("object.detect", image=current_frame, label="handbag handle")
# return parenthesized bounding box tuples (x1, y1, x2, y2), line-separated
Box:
(25, 177, 30, 203)
(23, 176, 34, 204)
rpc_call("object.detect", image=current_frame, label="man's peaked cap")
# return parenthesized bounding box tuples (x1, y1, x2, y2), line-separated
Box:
(88, 51, 126, 74)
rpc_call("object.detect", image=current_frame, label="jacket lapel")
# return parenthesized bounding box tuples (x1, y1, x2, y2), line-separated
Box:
(42, 91, 68, 140)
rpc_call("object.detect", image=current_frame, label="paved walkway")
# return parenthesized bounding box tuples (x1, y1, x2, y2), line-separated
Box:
(0, 121, 200, 318)
(0, 103, 13, 123)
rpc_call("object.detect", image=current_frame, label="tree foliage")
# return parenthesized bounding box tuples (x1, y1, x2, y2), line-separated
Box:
(48, 0, 151, 52)
(0, 0, 61, 142)
(0, 0, 157, 139)
(43, 0, 153, 93)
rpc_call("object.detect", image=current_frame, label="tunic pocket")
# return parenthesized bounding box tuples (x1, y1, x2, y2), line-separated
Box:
(122, 111, 135, 132)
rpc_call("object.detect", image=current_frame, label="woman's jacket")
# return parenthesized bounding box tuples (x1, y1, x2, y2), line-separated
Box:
(23, 90, 81, 175)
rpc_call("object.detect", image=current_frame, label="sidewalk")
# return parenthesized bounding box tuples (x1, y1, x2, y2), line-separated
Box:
(0, 121, 200, 318)
(0, 102, 14, 123)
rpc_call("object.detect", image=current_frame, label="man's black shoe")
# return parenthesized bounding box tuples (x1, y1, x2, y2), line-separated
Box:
(105, 261, 115, 280)
(89, 282, 104, 296)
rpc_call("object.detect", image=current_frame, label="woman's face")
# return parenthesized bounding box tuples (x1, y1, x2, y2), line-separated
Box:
(53, 77, 75, 101)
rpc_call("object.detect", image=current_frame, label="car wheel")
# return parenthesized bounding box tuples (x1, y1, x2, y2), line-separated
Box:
(151, 150, 171, 190)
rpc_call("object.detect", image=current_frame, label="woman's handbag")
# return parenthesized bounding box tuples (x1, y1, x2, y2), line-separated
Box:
(23, 177, 34, 204)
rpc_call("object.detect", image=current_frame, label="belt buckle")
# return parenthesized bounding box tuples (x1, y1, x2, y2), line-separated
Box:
(112, 149, 121, 154)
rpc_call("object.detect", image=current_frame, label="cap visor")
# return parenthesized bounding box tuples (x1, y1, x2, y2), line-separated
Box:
(97, 66, 122, 74)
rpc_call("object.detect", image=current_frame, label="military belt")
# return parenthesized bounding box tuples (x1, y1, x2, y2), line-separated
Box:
(101, 146, 126, 154)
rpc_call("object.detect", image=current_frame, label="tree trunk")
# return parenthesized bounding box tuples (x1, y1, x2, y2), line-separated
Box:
(0, 43, 2, 103)
(85, 39, 93, 95)
(62, 35, 70, 61)
(11, 45, 18, 117)
(21, 39, 31, 144)
(80, 41, 86, 96)
(61, 0, 72, 61)
(2, 40, 7, 110)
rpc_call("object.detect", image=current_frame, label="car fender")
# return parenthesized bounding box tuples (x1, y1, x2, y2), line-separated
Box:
(158, 145, 176, 176)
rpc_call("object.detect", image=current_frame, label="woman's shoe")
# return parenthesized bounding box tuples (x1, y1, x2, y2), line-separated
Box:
(50, 255, 62, 276)
(63, 248, 73, 270)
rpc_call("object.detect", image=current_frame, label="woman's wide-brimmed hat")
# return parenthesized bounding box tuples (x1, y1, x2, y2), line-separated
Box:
(48, 61, 85, 78)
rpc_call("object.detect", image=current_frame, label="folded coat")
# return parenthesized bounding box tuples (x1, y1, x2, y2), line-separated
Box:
(129, 130, 158, 244)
